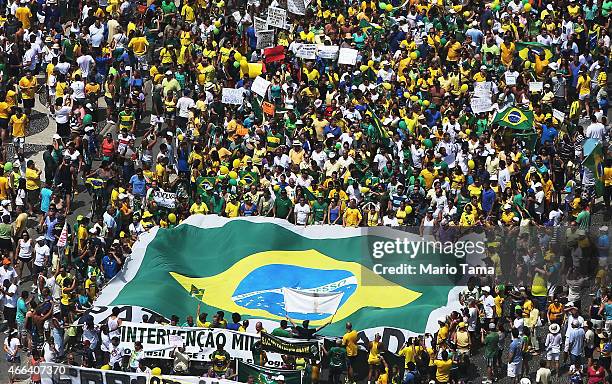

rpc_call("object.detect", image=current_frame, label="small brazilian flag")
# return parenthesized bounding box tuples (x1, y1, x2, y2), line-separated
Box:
(301, 186, 318, 202)
(239, 171, 259, 186)
(516, 42, 554, 62)
(492, 107, 534, 131)
(196, 176, 217, 195)
(365, 105, 390, 141)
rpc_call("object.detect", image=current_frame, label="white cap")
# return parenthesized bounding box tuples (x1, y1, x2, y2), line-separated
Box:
(482, 286, 490, 292)
(53, 134, 61, 140)
(520, 379, 531, 384)
(36, 236, 45, 241)
(84, 126, 95, 133)
(600, 226, 608, 232)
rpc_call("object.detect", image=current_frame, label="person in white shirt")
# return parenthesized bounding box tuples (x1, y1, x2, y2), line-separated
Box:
(70, 74, 86, 101)
(585, 115, 606, 141)
(176, 89, 196, 128)
(294, 197, 311, 226)
(2, 279, 18, 329)
(109, 337, 125, 370)
(88, 20, 105, 48)
(33, 236, 50, 273)
(76, 54, 95, 79)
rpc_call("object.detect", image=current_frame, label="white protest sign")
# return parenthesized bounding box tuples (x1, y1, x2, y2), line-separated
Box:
(117, 322, 284, 364)
(247, 0, 260, 5)
(251, 76, 271, 98)
(552, 108, 565, 122)
(473, 81, 492, 98)
(169, 334, 184, 348)
(152, 190, 176, 209)
(296, 44, 317, 59)
(256, 30, 275, 49)
(470, 98, 493, 114)
(254, 16, 267, 33)
(529, 81, 543, 93)
(338, 47, 358, 65)
(232, 10, 241, 22)
(317, 45, 339, 59)
(222, 88, 245, 105)
(267, 6, 287, 29)
(287, 0, 306, 15)
(505, 72, 517, 86)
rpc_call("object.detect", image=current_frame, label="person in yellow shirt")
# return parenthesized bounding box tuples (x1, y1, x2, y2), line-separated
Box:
(15, 2, 32, 30)
(342, 199, 362, 227)
(127, 31, 149, 61)
(576, 70, 592, 116)
(434, 350, 453, 384)
(0, 97, 10, 144)
(604, 159, 612, 214)
(25, 160, 41, 215)
(180, 1, 195, 22)
(19, 71, 37, 115)
(445, 36, 462, 62)
(189, 195, 209, 215)
(500, 37, 515, 68)
(10, 108, 28, 150)
(224, 195, 240, 218)
(342, 322, 359, 382)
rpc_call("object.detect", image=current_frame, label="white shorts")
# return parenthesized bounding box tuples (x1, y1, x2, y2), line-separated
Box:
(579, 93, 590, 101)
(507, 362, 520, 378)
(546, 351, 560, 361)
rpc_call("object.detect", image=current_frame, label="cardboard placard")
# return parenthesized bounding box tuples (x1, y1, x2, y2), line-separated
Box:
(317, 45, 339, 59)
(256, 29, 275, 50)
(254, 16, 267, 33)
(529, 81, 543, 93)
(552, 108, 565, 122)
(222, 88, 245, 105)
(296, 44, 317, 60)
(338, 47, 358, 65)
(287, 0, 306, 15)
(262, 101, 275, 116)
(505, 72, 518, 86)
(267, 7, 287, 29)
(251, 76, 271, 98)
(470, 98, 493, 114)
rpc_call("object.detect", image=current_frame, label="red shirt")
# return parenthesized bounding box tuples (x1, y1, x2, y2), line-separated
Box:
(588, 366, 605, 384)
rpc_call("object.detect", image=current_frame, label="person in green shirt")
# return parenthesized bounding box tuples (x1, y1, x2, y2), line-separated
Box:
(273, 189, 293, 220)
(311, 194, 328, 224)
(576, 201, 591, 230)
(271, 320, 293, 337)
(209, 193, 226, 215)
(481, 322, 499, 382)
(326, 339, 347, 384)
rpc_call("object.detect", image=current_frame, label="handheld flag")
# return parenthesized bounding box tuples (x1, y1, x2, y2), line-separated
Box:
(516, 42, 554, 62)
(492, 107, 534, 131)
(582, 138, 604, 196)
(282, 287, 344, 316)
(57, 223, 68, 248)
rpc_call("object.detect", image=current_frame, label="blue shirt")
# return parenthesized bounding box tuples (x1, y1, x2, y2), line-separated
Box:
(568, 328, 585, 356)
(481, 188, 496, 212)
(44, 216, 58, 241)
(129, 174, 147, 196)
(509, 338, 523, 363)
(102, 255, 119, 279)
(541, 124, 558, 144)
(40, 187, 53, 213)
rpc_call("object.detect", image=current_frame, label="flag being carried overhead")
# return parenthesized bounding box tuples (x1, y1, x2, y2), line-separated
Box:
(516, 41, 554, 61)
(282, 288, 344, 316)
(582, 138, 604, 196)
(492, 107, 535, 131)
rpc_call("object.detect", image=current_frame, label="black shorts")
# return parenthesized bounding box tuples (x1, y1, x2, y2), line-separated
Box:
(347, 355, 358, 368)
(23, 98, 34, 109)
(27, 188, 40, 206)
(0, 238, 11, 252)
(57, 122, 70, 138)
(0, 118, 7, 130)
(18, 256, 32, 263)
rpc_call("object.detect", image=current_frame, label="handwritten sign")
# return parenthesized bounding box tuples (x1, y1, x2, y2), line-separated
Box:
(317, 45, 339, 59)
(296, 44, 317, 60)
(254, 17, 267, 33)
(287, 0, 306, 15)
(338, 47, 358, 65)
(256, 30, 275, 49)
(222, 88, 244, 105)
(267, 7, 287, 29)
(151, 190, 176, 209)
(169, 334, 184, 348)
(470, 98, 493, 114)
(262, 101, 275, 116)
(473, 82, 492, 98)
(529, 81, 543, 93)
(505, 72, 517, 86)
(251, 76, 271, 98)
(552, 108, 565, 122)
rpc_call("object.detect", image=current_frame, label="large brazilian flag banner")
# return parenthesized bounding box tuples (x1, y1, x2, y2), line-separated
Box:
(96, 216, 484, 350)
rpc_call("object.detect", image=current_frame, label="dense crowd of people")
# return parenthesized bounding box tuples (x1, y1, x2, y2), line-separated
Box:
(0, 0, 609, 381)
